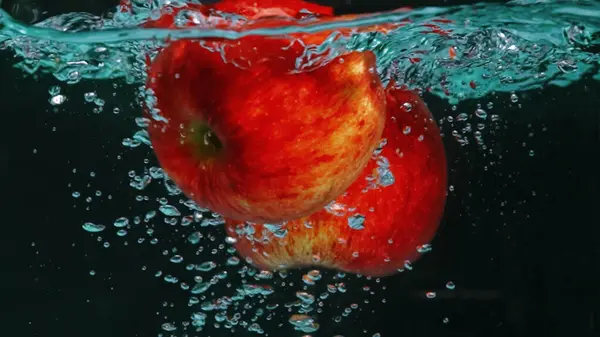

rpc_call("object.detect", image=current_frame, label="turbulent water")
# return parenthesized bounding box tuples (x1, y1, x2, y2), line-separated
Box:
(1, 0, 599, 103)
(3, 0, 599, 336)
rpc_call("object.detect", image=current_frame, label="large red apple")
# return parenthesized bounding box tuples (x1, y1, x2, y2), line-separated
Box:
(144, 1, 387, 223)
(225, 85, 447, 277)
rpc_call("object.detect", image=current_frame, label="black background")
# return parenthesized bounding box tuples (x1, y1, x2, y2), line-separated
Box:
(2, 1, 599, 337)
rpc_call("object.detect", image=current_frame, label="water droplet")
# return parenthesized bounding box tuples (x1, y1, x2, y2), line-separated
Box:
(324, 201, 346, 216)
(133, 130, 151, 147)
(191, 282, 211, 294)
(48, 85, 61, 95)
(288, 314, 319, 333)
(302, 274, 316, 285)
(510, 93, 519, 103)
(188, 231, 201, 244)
(426, 291, 437, 299)
(145, 210, 157, 221)
(135, 117, 151, 128)
(264, 223, 288, 238)
(475, 108, 488, 119)
(308, 270, 321, 281)
(161, 323, 177, 331)
(149, 167, 164, 179)
(196, 261, 217, 272)
(159, 204, 181, 216)
(49, 94, 66, 106)
(113, 217, 129, 228)
(82, 222, 105, 233)
(226, 256, 240, 266)
(84, 91, 97, 102)
(347, 214, 365, 230)
(376, 157, 395, 186)
(170, 255, 184, 263)
(446, 281, 456, 290)
(403, 126, 412, 135)
(417, 244, 433, 253)
(402, 102, 412, 111)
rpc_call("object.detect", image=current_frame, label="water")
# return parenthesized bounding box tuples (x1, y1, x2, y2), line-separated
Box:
(5, 0, 599, 336)
(1, 0, 599, 104)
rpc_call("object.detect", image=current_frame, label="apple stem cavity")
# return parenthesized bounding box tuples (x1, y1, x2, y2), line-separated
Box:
(188, 121, 223, 158)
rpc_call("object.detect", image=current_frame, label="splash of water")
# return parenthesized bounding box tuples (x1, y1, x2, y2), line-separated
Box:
(1, 0, 599, 103)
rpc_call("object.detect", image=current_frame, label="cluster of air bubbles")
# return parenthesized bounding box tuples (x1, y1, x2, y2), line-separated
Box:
(78, 169, 393, 336)
(123, 127, 151, 148)
(443, 101, 502, 148)
(363, 138, 395, 193)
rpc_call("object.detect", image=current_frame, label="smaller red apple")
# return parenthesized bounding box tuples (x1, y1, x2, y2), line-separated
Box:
(225, 84, 447, 277)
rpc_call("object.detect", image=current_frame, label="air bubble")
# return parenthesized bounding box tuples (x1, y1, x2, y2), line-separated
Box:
(49, 94, 66, 106)
(161, 323, 177, 331)
(417, 244, 433, 253)
(94, 98, 105, 107)
(84, 91, 97, 102)
(188, 232, 201, 244)
(348, 214, 365, 230)
(82, 222, 105, 233)
(113, 217, 129, 228)
(475, 108, 488, 119)
(159, 204, 181, 216)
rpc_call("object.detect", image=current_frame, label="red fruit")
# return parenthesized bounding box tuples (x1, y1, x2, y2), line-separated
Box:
(225, 85, 447, 277)
(146, 17, 387, 223)
(212, 0, 333, 17)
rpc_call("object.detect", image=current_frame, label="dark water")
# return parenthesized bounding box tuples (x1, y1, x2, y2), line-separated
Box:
(2, 1, 599, 337)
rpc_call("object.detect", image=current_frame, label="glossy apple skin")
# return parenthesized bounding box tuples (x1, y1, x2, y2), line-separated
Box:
(146, 26, 386, 223)
(225, 85, 447, 277)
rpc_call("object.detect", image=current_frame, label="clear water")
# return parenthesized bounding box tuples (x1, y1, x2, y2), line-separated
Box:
(4, 0, 599, 335)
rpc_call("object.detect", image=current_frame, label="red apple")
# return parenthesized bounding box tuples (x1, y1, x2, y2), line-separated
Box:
(225, 85, 447, 277)
(145, 2, 387, 223)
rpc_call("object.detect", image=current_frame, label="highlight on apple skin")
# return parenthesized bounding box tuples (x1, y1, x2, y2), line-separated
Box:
(145, 38, 387, 223)
(225, 85, 448, 277)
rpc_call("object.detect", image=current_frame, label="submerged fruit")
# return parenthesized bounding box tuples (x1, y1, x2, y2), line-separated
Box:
(226, 85, 447, 277)
(145, 0, 387, 222)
